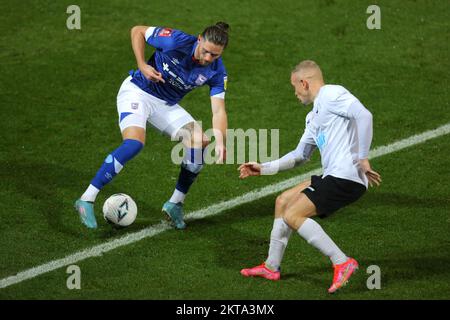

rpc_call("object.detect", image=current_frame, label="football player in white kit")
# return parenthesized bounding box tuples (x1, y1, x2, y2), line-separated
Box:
(74, 22, 230, 230)
(238, 60, 381, 293)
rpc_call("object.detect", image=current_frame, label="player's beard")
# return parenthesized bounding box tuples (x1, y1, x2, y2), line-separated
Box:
(301, 99, 311, 106)
(299, 94, 312, 105)
(199, 59, 211, 66)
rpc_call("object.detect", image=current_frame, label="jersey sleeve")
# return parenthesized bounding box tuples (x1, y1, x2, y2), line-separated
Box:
(260, 113, 317, 175)
(260, 135, 316, 175)
(322, 86, 373, 159)
(208, 61, 227, 99)
(144, 27, 193, 52)
(322, 85, 359, 118)
(299, 112, 317, 145)
(347, 100, 373, 159)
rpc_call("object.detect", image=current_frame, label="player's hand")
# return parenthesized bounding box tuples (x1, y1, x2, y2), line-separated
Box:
(215, 143, 226, 164)
(139, 64, 165, 83)
(359, 158, 381, 187)
(238, 162, 262, 179)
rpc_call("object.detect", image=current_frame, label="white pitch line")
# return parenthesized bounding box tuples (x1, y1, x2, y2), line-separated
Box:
(1, 122, 450, 289)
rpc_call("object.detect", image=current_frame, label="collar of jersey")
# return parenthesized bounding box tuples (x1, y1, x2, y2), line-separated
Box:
(313, 85, 326, 107)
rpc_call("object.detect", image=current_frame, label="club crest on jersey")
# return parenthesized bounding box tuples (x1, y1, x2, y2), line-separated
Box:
(195, 74, 207, 86)
(159, 28, 173, 37)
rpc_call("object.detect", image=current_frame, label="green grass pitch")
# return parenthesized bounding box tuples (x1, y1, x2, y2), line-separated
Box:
(0, 0, 449, 300)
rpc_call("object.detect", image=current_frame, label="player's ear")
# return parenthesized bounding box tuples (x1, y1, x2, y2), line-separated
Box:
(302, 79, 309, 90)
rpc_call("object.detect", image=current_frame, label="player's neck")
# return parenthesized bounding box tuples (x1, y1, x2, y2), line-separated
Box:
(193, 43, 200, 61)
(311, 82, 325, 102)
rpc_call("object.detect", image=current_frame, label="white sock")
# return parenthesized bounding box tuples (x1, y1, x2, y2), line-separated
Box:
(80, 184, 100, 202)
(169, 189, 186, 204)
(297, 218, 348, 265)
(265, 218, 293, 271)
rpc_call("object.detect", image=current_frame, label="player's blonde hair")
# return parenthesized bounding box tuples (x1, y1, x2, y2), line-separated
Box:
(292, 60, 323, 80)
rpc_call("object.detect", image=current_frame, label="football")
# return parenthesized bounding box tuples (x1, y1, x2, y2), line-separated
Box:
(102, 193, 137, 227)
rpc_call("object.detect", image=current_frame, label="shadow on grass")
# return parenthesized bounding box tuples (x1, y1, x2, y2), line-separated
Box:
(362, 192, 450, 209)
(180, 190, 450, 296)
(183, 195, 276, 267)
(0, 160, 159, 239)
(360, 255, 450, 286)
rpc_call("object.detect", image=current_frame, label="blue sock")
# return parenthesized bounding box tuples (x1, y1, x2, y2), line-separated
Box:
(91, 139, 143, 190)
(175, 166, 199, 193)
(175, 148, 204, 194)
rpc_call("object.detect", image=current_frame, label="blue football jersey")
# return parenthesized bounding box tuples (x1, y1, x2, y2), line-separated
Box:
(129, 27, 227, 106)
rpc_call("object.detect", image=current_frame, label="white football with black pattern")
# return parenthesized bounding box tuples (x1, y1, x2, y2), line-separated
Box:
(103, 193, 137, 227)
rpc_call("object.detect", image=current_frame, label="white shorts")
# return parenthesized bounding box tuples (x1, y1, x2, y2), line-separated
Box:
(116, 76, 195, 139)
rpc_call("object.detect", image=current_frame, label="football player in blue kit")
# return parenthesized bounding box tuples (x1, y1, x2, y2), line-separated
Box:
(75, 22, 230, 230)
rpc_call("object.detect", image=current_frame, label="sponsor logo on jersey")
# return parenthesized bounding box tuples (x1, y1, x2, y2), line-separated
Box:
(159, 28, 173, 37)
(131, 102, 139, 110)
(316, 131, 327, 151)
(195, 74, 207, 86)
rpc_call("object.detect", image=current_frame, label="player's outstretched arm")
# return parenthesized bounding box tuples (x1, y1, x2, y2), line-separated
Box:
(238, 162, 262, 179)
(238, 141, 315, 179)
(130, 26, 165, 83)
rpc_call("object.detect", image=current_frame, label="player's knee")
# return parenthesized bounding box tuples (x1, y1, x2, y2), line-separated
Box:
(284, 205, 314, 230)
(202, 135, 210, 149)
(122, 126, 146, 145)
(275, 194, 289, 211)
(189, 131, 205, 148)
(282, 209, 298, 229)
(178, 123, 205, 148)
(282, 208, 293, 222)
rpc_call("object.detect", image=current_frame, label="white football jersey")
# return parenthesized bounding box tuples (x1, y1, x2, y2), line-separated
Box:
(300, 85, 369, 187)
